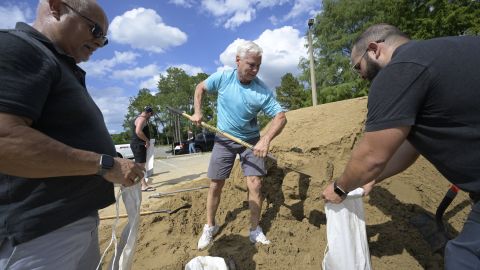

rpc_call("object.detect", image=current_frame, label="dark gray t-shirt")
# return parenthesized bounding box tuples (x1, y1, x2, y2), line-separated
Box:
(365, 36, 480, 193)
(0, 23, 115, 245)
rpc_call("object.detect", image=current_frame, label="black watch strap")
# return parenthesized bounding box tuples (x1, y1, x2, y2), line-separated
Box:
(96, 154, 114, 176)
(333, 180, 348, 198)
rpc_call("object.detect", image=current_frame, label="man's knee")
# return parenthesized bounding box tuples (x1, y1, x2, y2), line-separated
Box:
(209, 180, 225, 194)
(247, 176, 262, 192)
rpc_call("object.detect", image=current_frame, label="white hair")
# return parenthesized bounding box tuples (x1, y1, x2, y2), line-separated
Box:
(236, 41, 263, 59)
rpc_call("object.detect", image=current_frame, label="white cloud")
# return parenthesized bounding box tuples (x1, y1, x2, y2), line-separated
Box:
(284, 0, 321, 21)
(199, 0, 259, 29)
(218, 26, 307, 89)
(139, 75, 161, 91)
(0, 3, 33, 28)
(168, 0, 196, 8)
(112, 64, 161, 80)
(138, 63, 204, 91)
(199, 0, 320, 29)
(88, 86, 131, 134)
(257, 0, 290, 8)
(109, 8, 187, 53)
(269, 15, 279, 26)
(224, 8, 255, 29)
(198, 0, 321, 28)
(172, 64, 204, 75)
(80, 51, 140, 77)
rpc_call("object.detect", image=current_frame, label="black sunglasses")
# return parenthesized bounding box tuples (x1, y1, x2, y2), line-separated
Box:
(62, 2, 108, 46)
(351, 39, 385, 74)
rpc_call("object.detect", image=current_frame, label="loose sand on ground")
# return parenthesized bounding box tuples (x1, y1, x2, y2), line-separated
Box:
(99, 97, 471, 270)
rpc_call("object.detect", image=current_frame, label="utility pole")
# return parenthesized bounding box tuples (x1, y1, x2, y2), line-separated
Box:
(307, 18, 317, 106)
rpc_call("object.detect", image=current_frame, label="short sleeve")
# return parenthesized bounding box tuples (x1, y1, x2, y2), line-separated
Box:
(0, 33, 57, 121)
(204, 71, 224, 93)
(365, 62, 430, 132)
(260, 93, 282, 117)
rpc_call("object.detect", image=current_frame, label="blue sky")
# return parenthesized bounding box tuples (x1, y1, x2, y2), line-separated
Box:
(0, 0, 322, 133)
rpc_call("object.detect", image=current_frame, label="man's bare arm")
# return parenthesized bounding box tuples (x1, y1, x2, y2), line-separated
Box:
(322, 126, 410, 203)
(191, 81, 207, 125)
(253, 112, 287, 157)
(375, 139, 419, 182)
(0, 112, 144, 185)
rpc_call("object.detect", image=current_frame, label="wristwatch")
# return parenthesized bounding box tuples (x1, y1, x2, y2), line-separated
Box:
(96, 154, 114, 176)
(333, 180, 348, 198)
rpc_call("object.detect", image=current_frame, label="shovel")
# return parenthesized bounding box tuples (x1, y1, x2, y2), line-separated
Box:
(410, 184, 459, 253)
(166, 106, 316, 178)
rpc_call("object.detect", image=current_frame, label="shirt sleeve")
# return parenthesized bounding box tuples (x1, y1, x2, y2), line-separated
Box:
(365, 62, 430, 132)
(204, 71, 224, 93)
(258, 79, 284, 117)
(0, 33, 57, 121)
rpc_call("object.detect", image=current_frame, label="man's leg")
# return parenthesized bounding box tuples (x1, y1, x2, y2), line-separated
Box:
(198, 180, 225, 250)
(198, 138, 237, 249)
(246, 175, 263, 229)
(138, 162, 150, 190)
(444, 201, 480, 269)
(240, 137, 270, 244)
(207, 179, 225, 226)
(0, 213, 100, 270)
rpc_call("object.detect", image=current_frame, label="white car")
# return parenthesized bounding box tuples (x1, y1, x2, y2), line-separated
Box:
(115, 144, 134, 159)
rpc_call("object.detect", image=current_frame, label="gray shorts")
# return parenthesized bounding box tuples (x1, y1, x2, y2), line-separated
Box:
(0, 212, 100, 270)
(444, 200, 480, 269)
(207, 135, 266, 180)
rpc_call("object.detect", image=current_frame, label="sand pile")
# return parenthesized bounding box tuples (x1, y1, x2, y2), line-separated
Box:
(99, 97, 472, 270)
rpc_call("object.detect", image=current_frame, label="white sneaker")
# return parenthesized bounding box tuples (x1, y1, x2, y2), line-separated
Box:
(249, 226, 271, 245)
(197, 224, 219, 250)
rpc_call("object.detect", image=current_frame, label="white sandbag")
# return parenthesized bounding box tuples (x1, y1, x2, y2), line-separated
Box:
(145, 138, 155, 178)
(185, 256, 228, 270)
(322, 188, 372, 270)
(98, 184, 142, 270)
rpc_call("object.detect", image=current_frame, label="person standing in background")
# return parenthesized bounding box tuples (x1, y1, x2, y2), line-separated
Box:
(130, 106, 156, 192)
(188, 129, 196, 154)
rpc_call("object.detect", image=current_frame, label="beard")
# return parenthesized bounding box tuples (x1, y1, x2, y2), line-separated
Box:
(365, 55, 382, 82)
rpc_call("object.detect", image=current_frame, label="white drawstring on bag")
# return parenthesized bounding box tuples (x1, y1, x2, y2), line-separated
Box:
(96, 183, 142, 270)
(322, 188, 372, 270)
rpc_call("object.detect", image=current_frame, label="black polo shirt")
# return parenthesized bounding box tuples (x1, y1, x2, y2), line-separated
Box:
(0, 23, 115, 245)
(365, 36, 480, 193)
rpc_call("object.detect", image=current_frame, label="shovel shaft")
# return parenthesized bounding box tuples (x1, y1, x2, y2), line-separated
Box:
(100, 210, 171, 220)
(167, 107, 277, 162)
(435, 184, 460, 233)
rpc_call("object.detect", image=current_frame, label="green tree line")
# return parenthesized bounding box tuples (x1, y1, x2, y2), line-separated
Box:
(112, 0, 480, 144)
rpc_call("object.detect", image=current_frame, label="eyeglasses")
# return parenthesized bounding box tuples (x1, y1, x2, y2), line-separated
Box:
(351, 49, 368, 73)
(62, 2, 108, 46)
(351, 39, 385, 74)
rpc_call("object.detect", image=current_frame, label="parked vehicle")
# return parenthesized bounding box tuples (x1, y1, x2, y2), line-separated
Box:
(115, 144, 134, 159)
(194, 132, 215, 152)
(172, 132, 215, 155)
(173, 141, 189, 155)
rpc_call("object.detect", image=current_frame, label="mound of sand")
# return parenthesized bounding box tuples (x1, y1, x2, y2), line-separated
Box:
(99, 97, 471, 269)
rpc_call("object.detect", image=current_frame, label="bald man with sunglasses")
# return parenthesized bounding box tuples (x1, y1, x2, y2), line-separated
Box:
(0, 1, 144, 269)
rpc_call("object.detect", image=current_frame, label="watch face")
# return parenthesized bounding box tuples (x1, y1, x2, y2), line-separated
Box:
(102, 154, 115, 168)
(334, 182, 346, 197)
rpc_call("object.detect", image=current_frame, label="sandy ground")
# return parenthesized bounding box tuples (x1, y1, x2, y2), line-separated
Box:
(99, 97, 472, 269)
